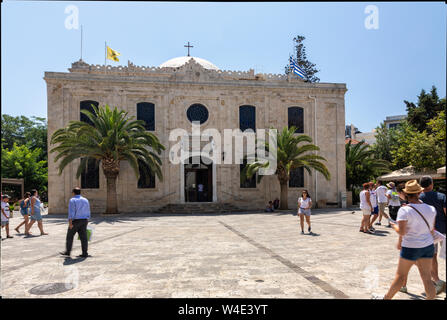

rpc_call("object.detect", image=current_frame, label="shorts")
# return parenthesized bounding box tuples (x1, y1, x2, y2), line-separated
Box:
(372, 206, 379, 215)
(20, 209, 29, 216)
(298, 208, 311, 216)
(30, 211, 42, 221)
(378, 203, 387, 213)
(361, 208, 371, 216)
(1, 221, 9, 226)
(400, 244, 435, 261)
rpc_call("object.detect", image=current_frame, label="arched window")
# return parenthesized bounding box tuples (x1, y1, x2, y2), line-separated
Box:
(239, 105, 256, 132)
(137, 160, 155, 189)
(80, 100, 100, 189)
(289, 167, 304, 188)
(288, 107, 304, 133)
(80, 100, 99, 126)
(137, 102, 155, 131)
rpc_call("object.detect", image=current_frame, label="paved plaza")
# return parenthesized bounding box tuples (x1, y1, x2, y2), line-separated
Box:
(1, 209, 445, 299)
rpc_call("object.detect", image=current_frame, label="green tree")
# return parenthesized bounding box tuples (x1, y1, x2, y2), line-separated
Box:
(391, 112, 446, 171)
(405, 86, 445, 132)
(371, 122, 402, 168)
(285, 35, 320, 83)
(1, 114, 47, 161)
(50, 104, 165, 214)
(242, 126, 330, 210)
(1, 144, 48, 194)
(345, 140, 390, 192)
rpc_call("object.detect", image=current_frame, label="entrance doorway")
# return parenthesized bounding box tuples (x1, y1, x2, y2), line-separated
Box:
(184, 156, 212, 202)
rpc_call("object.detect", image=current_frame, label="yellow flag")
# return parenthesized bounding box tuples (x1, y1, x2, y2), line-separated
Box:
(106, 46, 120, 62)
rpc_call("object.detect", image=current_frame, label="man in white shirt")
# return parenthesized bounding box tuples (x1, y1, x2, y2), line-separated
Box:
(386, 182, 401, 222)
(375, 180, 391, 227)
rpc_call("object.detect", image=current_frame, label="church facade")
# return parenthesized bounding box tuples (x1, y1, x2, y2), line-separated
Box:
(44, 56, 347, 214)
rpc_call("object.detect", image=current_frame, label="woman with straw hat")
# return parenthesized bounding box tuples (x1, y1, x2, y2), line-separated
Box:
(374, 180, 437, 299)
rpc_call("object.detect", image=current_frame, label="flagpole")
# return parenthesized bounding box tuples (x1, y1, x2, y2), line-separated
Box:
(80, 25, 83, 60)
(104, 41, 107, 74)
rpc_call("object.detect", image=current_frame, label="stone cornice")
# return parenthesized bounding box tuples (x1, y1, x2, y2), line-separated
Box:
(44, 59, 347, 95)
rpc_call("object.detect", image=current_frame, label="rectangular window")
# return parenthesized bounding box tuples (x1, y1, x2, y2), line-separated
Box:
(80, 101, 100, 189)
(289, 167, 304, 188)
(288, 107, 304, 133)
(239, 105, 256, 132)
(81, 158, 100, 189)
(137, 160, 156, 189)
(240, 162, 256, 188)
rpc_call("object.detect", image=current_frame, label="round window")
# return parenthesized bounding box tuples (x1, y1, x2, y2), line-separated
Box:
(187, 104, 209, 124)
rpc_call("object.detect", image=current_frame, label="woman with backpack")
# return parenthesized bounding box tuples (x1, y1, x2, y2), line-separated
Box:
(14, 192, 31, 235)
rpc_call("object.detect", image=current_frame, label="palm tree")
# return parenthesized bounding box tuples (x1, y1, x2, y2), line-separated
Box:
(345, 140, 390, 192)
(50, 104, 165, 214)
(241, 126, 330, 210)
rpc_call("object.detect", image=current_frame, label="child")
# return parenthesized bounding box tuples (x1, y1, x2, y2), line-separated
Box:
(1, 195, 13, 239)
(265, 201, 274, 212)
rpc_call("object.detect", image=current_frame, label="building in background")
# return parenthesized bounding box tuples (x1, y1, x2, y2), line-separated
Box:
(345, 124, 360, 139)
(384, 115, 406, 129)
(345, 123, 376, 145)
(355, 130, 377, 145)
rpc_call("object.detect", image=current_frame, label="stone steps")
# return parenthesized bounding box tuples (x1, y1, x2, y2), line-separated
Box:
(155, 203, 245, 214)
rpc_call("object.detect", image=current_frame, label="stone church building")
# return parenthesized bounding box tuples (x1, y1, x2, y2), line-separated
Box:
(44, 55, 347, 214)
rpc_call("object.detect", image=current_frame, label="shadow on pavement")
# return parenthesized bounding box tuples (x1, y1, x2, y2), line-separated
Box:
(369, 230, 390, 237)
(63, 257, 87, 265)
(406, 292, 424, 300)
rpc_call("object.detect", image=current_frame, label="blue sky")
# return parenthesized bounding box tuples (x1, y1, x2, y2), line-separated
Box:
(2, 1, 445, 132)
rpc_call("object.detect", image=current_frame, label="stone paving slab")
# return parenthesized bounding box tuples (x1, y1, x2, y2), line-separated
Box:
(1, 209, 445, 299)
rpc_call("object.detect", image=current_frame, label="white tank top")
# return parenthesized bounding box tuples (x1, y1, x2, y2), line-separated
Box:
(359, 190, 371, 210)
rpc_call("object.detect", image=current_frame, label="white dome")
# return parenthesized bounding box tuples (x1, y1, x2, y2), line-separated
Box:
(159, 56, 219, 71)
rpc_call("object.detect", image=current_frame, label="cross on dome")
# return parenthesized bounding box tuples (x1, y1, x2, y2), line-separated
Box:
(184, 42, 193, 57)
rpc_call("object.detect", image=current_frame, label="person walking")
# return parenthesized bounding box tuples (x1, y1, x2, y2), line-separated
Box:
(15, 192, 31, 235)
(359, 183, 374, 234)
(297, 190, 313, 234)
(25, 189, 48, 236)
(386, 182, 401, 222)
(374, 180, 436, 300)
(419, 175, 446, 295)
(375, 180, 391, 227)
(60, 187, 91, 258)
(1, 195, 13, 239)
(368, 182, 379, 232)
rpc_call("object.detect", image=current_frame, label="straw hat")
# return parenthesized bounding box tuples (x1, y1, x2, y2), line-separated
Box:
(386, 182, 395, 188)
(402, 180, 424, 194)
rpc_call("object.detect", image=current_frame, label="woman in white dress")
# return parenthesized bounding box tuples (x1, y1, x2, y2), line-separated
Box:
(359, 183, 374, 234)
